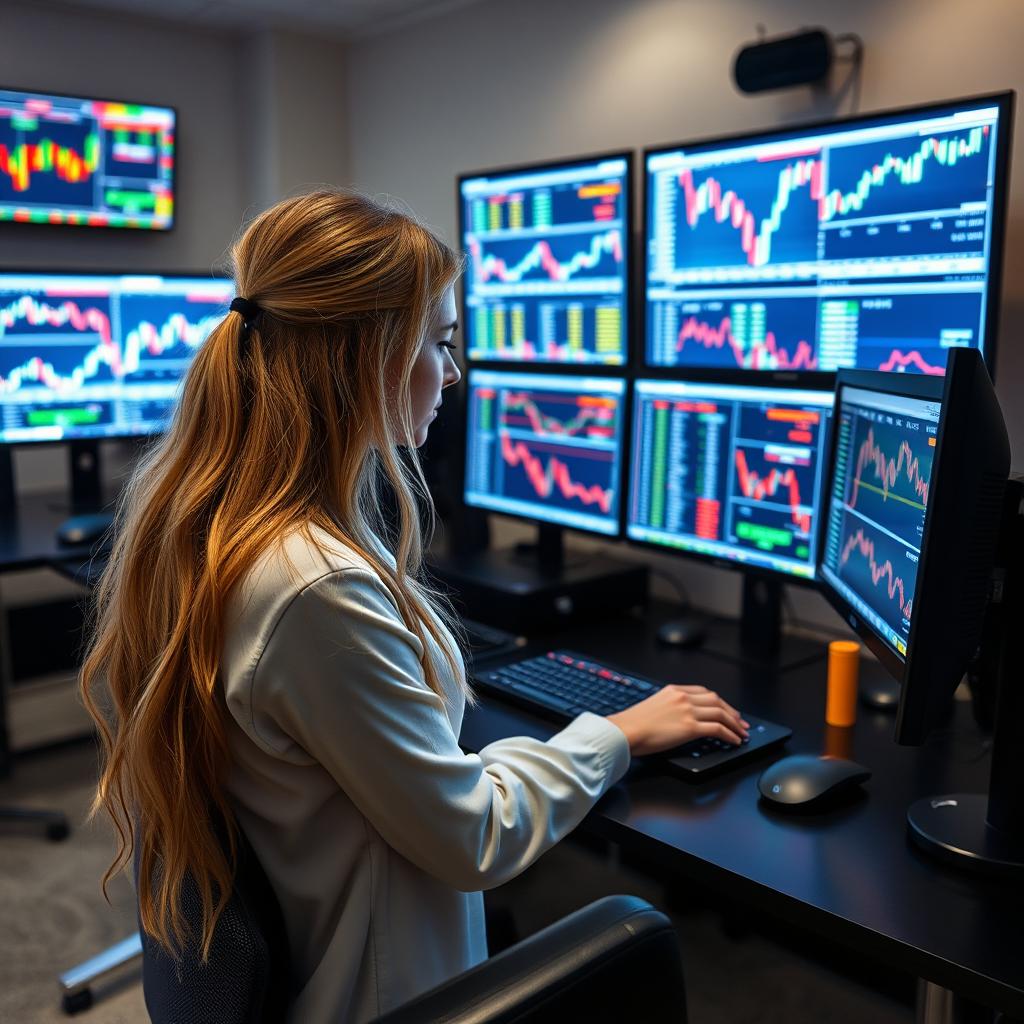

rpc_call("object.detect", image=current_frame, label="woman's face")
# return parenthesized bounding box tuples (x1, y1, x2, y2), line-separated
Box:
(408, 285, 461, 447)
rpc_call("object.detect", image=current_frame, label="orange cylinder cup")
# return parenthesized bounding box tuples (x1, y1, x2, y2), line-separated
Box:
(826, 640, 860, 727)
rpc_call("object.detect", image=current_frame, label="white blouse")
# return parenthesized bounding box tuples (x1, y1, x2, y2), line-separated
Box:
(220, 525, 632, 1023)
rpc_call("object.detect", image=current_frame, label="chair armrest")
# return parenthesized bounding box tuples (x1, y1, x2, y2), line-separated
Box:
(373, 894, 687, 1024)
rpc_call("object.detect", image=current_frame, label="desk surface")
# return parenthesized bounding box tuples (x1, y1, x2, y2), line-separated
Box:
(460, 606, 1023, 1018)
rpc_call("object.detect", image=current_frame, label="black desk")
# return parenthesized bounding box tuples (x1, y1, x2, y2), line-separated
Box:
(460, 606, 1023, 1020)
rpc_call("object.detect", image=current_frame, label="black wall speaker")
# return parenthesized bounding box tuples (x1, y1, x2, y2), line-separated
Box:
(733, 28, 834, 93)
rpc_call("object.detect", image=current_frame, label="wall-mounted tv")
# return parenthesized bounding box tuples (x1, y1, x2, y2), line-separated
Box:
(0, 88, 175, 230)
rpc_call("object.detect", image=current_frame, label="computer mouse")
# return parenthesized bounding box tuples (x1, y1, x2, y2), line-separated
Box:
(56, 512, 115, 547)
(758, 754, 871, 811)
(656, 616, 708, 649)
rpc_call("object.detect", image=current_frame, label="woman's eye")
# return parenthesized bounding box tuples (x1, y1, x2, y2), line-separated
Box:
(438, 342, 457, 352)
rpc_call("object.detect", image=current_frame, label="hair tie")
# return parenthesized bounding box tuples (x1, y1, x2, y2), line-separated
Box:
(230, 296, 263, 333)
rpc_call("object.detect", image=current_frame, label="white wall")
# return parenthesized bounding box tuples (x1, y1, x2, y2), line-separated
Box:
(346, 0, 1024, 624)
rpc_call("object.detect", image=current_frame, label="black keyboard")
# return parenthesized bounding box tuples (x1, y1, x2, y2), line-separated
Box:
(475, 650, 791, 776)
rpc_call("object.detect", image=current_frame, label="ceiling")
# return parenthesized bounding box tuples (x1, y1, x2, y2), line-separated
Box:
(47, 0, 487, 38)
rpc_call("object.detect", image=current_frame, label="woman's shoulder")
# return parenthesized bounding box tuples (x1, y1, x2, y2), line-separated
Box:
(227, 524, 395, 633)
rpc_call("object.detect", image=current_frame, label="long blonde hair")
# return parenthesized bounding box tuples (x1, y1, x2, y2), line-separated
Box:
(81, 190, 467, 958)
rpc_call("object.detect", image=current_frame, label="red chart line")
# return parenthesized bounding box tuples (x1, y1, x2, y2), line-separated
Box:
(500, 432, 613, 514)
(734, 449, 811, 533)
(840, 526, 913, 617)
(675, 315, 817, 370)
(851, 425, 930, 509)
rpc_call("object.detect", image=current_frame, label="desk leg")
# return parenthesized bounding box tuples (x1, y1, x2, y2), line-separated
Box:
(918, 981, 955, 1024)
(916, 981, 1006, 1024)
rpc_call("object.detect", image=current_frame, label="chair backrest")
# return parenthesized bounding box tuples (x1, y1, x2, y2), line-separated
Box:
(373, 894, 687, 1024)
(134, 817, 290, 1024)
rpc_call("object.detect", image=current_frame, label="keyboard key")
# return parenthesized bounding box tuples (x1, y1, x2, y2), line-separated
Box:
(508, 681, 576, 715)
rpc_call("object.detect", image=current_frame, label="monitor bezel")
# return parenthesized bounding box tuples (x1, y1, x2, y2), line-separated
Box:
(0, 267, 231, 447)
(639, 90, 1015, 385)
(815, 366, 946, 682)
(456, 149, 634, 371)
(461, 365, 632, 542)
(623, 375, 835, 589)
(0, 83, 178, 233)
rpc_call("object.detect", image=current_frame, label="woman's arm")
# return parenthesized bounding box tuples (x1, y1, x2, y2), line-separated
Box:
(226, 568, 631, 891)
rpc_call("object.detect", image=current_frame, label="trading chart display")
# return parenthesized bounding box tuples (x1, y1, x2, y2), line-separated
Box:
(460, 157, 629, 365)
(627, 380, 834, 578)
(0, 89, 175, 229)
(0, 273, 231, 442)
(464, 370, 626, 535)
(820, 387, 939, 658)
(645, 97, 1008, 373)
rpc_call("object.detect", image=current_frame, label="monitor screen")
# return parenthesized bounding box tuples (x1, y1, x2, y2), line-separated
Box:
(0, 272, 232, 442)
(819, 386, 940, 660)
(627, 380, 834, 579)
(645, 94, 1011, 374)
(464, 369, 626, 536)
(459, 155, 630, 366)
(0, 88, 175, 230)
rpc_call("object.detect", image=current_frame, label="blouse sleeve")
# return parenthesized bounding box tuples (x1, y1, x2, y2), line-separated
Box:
(230, 568, 631, 891)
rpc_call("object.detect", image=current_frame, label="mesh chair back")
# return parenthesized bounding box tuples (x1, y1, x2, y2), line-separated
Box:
(135, 816, 290, 1024)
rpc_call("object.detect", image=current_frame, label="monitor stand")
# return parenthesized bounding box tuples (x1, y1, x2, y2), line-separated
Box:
(430, 523, 648, 634)
(906, 476, 1024, 877)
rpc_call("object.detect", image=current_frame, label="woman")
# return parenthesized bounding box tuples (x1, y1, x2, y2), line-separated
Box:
(82, 190, 749, 1023)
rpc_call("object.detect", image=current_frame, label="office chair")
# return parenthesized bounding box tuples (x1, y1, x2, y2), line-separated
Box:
(65, 835, 685, 1024)
(134, 882, 682, 1024)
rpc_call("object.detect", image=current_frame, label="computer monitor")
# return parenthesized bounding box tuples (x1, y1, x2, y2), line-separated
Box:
(644, 92, 1013, 375)
(0, 271, 232, 511)
(459, 153, 631, 366)
(463, 369, 626, 538)
(817, 347, 1020, 876)
(0, 88, 176, 230)
(0, 271, 231, 443)
(626, 379, 834, 581)
(818, 346, 1009, 742)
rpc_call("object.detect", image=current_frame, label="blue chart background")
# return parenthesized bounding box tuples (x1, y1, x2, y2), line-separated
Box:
(844, 409, 933, 548)
(648, 293, 819, 369)
(737, 399, 825, 450)
(0, 288, 115, 387)
(0, 115, 96, 207)
(467, 175, 622, 234)
(497, 386, 621, 518)
(847, 290, 984, 373)
(473, 230, 622, 284)
(730, 402, 822, 558)
(118, 294, 224, 384)
(468, 294, 626, 364)
(822, 213, 989, 262)
(836, 510, 918, 639)
(668, 157, 819, 270)
(825, 127, 991, 221)
(499, 435, 618, 517)
(499, 388, 619, 439)
(102, 128, 161, 183)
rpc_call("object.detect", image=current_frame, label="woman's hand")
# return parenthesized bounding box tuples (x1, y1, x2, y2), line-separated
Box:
(607, 685, 750, 757)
